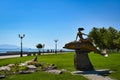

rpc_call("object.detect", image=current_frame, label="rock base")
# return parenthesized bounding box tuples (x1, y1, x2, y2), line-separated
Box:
(74, 50, 94, 71)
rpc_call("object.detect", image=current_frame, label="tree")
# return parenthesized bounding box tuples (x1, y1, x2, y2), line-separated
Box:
(88, 27, 120, 52)
(114, 31, 120, 51)
(36, 43, 43, 55)
(107, 27, 118, 50)
(88, 27, 103, 49)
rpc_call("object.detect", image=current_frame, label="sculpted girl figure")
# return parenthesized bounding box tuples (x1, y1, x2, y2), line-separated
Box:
(76, 28, 91, 42)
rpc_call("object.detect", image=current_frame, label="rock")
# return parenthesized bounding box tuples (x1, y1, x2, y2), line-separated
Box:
(0, 66, 11, 71)
(0, 74, 6, 79)
(61, 69, 67, 72)
(19, 63, 27, 66)
(46, 70, 63, 74)
(74, 50, 94, 71)
(7, 64, 15, 67)
(27, 65, 37, 69)
(26, 65, 37, 71)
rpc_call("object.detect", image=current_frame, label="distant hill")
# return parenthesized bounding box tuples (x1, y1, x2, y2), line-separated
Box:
(0, 44, 20, 49)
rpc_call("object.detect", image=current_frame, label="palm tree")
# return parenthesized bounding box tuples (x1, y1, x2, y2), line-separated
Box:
(36, 43, 43, 55)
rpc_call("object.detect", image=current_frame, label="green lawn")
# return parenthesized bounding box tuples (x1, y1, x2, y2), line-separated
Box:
(90, 52, 120, 80)
(0, 52, 120, 80)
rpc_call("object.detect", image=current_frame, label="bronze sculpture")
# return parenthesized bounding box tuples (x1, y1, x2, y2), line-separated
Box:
(76, 28, 87, 41)
(63, 28, 106, 71)
(63, 28, 102, 54)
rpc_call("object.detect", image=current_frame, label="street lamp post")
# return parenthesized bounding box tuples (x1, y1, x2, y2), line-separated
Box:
(18, 34, 25, 57)
(42, 44, 45, 53)
(54, 39, 58, 54)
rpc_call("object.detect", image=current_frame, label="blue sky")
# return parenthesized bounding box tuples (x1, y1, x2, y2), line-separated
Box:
(0, 0, 120, 49)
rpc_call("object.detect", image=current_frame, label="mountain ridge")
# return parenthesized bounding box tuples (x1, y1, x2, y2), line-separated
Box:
(0, 44, 20, 49)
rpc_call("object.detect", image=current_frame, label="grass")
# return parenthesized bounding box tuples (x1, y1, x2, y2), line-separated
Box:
(4, 72, 86, 80)
(0, 52, 120, 80)
(0, 56, 34, 66)
(90, 52, 120, 79)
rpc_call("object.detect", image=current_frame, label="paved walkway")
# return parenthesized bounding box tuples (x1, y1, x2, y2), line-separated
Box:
(83, 74, 113, 80)
(71, 70, 114, 80)
(0, 53, 56, 59)
(0, 54, 27, 59)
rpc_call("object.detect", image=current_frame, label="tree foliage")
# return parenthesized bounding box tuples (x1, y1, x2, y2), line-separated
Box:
(36, 43, 43, 49)
(36, 43, 43, 55)
(88, 27, 120, 51)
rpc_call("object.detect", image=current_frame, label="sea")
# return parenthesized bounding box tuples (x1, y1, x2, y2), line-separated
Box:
(0, 48, 67, 54)
(0, 48, 38, 53)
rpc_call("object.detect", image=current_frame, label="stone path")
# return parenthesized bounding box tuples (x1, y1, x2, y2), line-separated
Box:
(71, 70, 114, 80)
(83, 74, 113, 80)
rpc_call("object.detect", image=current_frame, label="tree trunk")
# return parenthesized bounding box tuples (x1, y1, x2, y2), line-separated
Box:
(74, 50, 94, 71)
(38, 50, 41, 55)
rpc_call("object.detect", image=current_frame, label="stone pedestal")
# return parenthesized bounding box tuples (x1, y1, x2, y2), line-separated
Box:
(74, 50, 94, 71)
